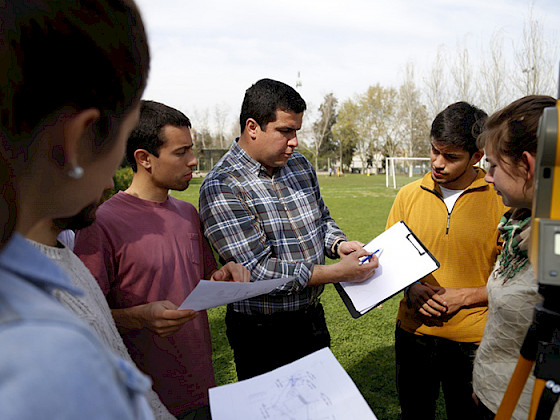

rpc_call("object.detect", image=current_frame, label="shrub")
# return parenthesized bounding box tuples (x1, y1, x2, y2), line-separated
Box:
(108, 166, 133, 198)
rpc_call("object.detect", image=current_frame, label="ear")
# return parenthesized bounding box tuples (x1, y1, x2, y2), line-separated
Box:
(470, 150, 484, 166)
(134, 149, 152, 171)
(522, 151, 536, 182)
(245, 118, 259, 140)
(63, 109, 100, 169)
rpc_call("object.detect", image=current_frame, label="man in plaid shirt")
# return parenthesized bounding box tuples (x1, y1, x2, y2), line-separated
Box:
(199, 78, 378, 379)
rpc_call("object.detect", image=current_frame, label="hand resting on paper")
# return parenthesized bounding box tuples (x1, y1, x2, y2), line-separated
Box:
(332, 248, 379, 283)
(308, 248, 378, 286)
(337, 240, 365, 257)
(210, 261, 250, 283)
(112, 300, 198, 337)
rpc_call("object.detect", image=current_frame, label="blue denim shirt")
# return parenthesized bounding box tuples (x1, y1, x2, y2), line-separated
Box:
(0, 234, 154, 419)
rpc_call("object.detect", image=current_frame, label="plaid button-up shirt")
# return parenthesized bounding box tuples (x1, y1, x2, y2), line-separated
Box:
(199, 140, 346, 315)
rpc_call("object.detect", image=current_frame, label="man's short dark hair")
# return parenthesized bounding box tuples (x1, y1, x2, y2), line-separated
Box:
(430, 102, 488, 155)
(126, 100, 192, 172)
(0, 0, 150, 155)
(239, 78, 307, 133)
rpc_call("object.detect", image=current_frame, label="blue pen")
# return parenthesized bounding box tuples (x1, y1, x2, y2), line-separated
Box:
(360, 248, 381, 265)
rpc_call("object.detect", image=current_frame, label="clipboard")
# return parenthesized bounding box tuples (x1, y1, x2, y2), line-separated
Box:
(335, 220, 440, 318)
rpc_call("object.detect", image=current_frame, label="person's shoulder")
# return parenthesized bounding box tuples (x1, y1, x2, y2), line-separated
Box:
(0, 322, 134, 418)
(201, 159, 244, 194)
(168, 195, 196, 212)
(291, 151, 310, 163)
(289, 152, 313, 168)
(395, 177, 425, 198)
(94, 192, 126, 218)
(205, 147, 237, 177)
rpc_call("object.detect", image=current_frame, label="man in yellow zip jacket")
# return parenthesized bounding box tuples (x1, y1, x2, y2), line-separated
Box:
(386, 102, 507, 420)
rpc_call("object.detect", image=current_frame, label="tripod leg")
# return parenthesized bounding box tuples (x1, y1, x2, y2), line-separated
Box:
(528, 378, 546, 420)
(495, 356, 535, 420)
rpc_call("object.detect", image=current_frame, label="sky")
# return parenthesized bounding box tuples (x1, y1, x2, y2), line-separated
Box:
(135, 0, 560, 128)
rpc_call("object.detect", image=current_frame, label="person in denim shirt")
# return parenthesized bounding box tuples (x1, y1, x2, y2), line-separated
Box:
(0, 1, 154, 418)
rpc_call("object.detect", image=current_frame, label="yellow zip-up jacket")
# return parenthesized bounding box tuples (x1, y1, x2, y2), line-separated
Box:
(386, 168, 507, 344)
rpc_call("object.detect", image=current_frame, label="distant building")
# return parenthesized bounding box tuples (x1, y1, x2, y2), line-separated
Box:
(350, 152, 384, 174)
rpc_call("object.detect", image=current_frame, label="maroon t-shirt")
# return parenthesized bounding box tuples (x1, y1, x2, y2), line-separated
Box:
(75, 192, 217, 415)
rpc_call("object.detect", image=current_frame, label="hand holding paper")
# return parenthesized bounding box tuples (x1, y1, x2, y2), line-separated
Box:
(111, 300, 198, 338)
(209, 261, 250, 283)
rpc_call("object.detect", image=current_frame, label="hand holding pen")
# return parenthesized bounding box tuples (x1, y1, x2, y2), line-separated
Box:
(359, 248, 382, 265)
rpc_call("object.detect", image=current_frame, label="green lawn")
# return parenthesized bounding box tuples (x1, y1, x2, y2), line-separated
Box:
(171, 173, 446, 420)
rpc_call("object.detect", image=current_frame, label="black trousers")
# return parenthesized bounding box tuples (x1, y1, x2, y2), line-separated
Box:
(395, 327, 479, 420)
(475, 397, 496, 420)
(225, 302, 331, 380)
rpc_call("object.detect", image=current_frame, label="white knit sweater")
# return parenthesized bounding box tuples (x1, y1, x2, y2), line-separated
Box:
(30, 240, 174, 420)
(473, 220, 559, 419)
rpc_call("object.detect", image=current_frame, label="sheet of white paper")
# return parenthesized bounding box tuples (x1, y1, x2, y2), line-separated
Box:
(209, 347, 377, 420)
(340, 221, 439, 314)
(178, 277, 293, 311)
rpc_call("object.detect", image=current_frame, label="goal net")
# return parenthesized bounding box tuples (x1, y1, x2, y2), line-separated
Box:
(385, 157, 430, 189)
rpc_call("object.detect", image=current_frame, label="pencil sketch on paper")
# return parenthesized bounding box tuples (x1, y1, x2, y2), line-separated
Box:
(252, 371, 336, 420)
(209, 348, 378, 420)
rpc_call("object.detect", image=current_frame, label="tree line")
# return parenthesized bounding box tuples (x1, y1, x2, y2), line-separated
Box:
(185, 8, 558, 173)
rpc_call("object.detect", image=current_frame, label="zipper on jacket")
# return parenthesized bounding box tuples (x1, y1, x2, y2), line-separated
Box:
(422, 185, 453, 235)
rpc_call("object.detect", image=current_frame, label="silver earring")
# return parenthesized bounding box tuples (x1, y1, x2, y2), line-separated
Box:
(67, 165, 84, 179)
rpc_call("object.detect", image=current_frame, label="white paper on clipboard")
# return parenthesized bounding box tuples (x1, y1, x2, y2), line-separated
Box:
(335, 221, 440, 318)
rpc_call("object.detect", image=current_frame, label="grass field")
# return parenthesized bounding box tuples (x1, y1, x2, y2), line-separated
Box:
(171, 173, 446, 420)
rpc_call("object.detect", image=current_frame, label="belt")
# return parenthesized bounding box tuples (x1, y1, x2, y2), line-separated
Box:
(228, 300, 322, 322)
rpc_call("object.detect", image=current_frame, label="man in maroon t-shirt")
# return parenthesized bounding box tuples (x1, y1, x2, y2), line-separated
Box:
(75, 100, 249, 419)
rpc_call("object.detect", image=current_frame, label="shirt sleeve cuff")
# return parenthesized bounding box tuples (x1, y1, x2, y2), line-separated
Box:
(272, 261, 314, 294)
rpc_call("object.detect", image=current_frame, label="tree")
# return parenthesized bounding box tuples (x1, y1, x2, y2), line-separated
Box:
(354, 85, 398, 173)
(398, 63, 431, 175)
(423, 45, 448, 120)
(512, 5, 557, 97)
(311, 93, 338, 170)
(191, 107, 212, 149)
(450, 38, 477, 104)
(478, 31, 510, 114)
(332, 99, 358, 171)
(213, 103, 231, 149)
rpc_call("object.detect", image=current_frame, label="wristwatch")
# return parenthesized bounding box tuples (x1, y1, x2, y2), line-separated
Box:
(332, 239, 344, 258)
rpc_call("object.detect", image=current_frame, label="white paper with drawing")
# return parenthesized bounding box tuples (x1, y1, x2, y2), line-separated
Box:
(209, 347, 378, 420)
(337, 221, 439, 317)
(179, 277, 293, 311)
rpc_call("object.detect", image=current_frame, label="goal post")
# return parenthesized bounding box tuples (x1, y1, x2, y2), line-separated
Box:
(385, 157, 431, 189)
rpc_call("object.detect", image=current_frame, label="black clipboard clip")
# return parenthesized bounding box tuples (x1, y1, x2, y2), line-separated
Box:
(406, 233, 426, 256)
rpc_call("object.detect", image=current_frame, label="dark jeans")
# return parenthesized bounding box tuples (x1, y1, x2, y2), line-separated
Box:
(395, 327, 479, 420)
(225, 302, 331, 380)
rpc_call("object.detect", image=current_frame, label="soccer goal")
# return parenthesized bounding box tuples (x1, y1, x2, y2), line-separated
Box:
(385, 157, 431, 189)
